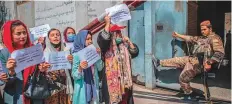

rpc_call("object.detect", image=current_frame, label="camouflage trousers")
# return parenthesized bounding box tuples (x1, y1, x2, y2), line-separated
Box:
(160, 56, 201, 94)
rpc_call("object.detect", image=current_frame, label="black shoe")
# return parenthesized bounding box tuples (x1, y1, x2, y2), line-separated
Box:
(152, 55, 160, 68)
(183, 93, 198, 101)
(176, 92, 186, 98)
(191, 89, 205, 99)
(176, 90, 201, 101)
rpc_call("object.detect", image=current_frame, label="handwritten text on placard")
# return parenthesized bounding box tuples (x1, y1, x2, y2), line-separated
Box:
(29, 24, 50, 41)
(73, 44, 100, 68)
(44, 51, 71, 71)
(105, 4, 131, 24)
(11, 44, 44, 73)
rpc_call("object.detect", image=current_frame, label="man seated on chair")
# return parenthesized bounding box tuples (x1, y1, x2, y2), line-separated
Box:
(153, 20, 225, 98)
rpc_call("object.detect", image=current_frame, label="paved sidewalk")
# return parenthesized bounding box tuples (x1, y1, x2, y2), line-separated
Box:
(133, 83, 231, 104)
(133, 65, 231, 104)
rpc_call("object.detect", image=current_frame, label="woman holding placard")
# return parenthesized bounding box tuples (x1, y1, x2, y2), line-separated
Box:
(63, 27, 76, 100)
(71, 30, 103, 104)
(2, 20, 50, 104)
(44, 28, 73, 104)
(0, 28, 10, 104)
(37, 37, 46, 50)
(97, 15, 139, 104)
(63, 27, 76, 52)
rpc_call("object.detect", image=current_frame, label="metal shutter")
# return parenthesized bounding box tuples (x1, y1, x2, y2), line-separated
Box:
(187, 1, 198, 36)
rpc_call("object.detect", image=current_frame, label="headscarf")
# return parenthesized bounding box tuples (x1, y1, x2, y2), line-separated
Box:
(3, 20, 32, 53)
(63, 27, 76, 43)
(44, 28, 73, 100)
(73, 30, 97, 103)
(2, 20, 35, 104)
(104, 30, 133, 103)
(72, 30, 88, 53)
(44, 29, 65, 52)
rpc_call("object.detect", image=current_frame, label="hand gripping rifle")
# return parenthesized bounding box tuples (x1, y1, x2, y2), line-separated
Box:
(197, 52, 212, 104)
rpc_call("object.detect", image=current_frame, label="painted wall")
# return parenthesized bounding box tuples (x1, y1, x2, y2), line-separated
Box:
(153, 1, 187, 59)
(152, 1, 187, 89)
(130, 1, 187, 89)
(130, 10, 145, 85)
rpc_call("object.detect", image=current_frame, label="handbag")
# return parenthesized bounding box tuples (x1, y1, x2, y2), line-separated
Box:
(24, 67, 51, 100)
(46, 71, 66, 96)
(48, 78, 66, 96)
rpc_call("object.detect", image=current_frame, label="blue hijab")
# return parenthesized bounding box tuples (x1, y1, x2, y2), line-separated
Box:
(72, 30, 97, 103)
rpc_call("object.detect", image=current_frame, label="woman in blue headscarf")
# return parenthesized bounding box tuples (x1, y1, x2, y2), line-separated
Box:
(0, 28, 10, 104)
(72, 30, 103, 104)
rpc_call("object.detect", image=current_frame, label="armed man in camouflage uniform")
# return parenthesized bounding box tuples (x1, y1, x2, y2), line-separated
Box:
(153, 20, 225, 96)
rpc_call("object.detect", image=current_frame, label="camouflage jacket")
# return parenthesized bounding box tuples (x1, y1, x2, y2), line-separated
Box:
(186, 32, 225, 62)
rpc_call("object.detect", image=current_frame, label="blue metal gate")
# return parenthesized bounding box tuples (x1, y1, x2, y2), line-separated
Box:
(129, 1, 187, 90)
(130, 10, 145, 84)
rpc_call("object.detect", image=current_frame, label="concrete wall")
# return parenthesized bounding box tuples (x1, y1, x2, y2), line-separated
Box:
(0, 1, 17, 43)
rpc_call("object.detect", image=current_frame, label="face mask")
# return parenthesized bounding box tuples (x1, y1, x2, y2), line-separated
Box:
(67, 34, 75, 42)
(115, 38, 122, 45)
